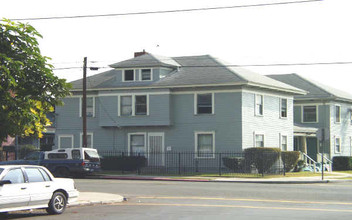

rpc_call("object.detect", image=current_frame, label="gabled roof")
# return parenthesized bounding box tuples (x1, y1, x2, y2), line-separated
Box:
(267, 73, 352, 102)
(70, 54, 305, 95)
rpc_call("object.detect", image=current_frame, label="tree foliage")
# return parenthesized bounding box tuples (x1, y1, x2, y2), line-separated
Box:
(0, 19, 71, 142)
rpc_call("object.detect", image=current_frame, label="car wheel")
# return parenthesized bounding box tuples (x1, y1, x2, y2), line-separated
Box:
(46, 192, 67, 215)
(55, 167, 70, 177)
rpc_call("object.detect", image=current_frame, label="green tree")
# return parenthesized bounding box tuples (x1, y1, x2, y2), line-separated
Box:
(0, 19, 71, 142)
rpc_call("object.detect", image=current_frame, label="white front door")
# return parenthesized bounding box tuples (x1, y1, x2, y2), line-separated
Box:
(148, 133, 164, 166)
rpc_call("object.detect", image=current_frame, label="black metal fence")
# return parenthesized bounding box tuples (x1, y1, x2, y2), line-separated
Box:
(98, 150, 287, 177)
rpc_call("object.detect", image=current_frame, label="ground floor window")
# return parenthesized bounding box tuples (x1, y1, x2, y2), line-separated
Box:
(195, 132, 215, 158)
(129, 133, 146, 155)
(58, 135, 74, 149)
(255, 134, 264, 147)
(281, 135, 288, 151)
(80, 133, 93, 148)
(335, 137, 341, 153)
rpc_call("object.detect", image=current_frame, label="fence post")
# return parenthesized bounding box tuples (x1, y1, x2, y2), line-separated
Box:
(218, 153, 222, 176)
(178, 152, 181, 175)
(137, 153, 141, 175)
(261, 152, 264, 177)
(282, 152, 286, 176)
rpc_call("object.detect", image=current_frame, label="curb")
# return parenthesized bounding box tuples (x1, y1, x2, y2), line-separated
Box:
(89, 175, 352, 184)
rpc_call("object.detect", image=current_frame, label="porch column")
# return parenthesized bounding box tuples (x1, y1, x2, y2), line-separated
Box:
(302, 136, 307, 154)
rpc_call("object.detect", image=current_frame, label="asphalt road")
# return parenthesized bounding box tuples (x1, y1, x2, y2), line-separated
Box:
(4, 179, 352, 219)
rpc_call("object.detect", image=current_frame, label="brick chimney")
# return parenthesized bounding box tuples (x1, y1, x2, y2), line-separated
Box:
(134, 49, 147, 57)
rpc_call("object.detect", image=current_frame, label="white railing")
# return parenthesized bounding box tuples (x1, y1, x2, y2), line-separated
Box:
(301, 152, 317, 172)
(318, 153, 333, 172)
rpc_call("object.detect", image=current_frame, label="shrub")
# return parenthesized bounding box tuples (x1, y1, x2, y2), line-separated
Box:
(222, 157, 244, 172)
(101, 156, 147, 171)
(244, 147, 281, 174)
(332, 156, 352, 171)
(281, 151, 300, 172)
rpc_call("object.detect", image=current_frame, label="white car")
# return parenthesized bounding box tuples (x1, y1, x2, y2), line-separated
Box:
(0, 165, 79, 215)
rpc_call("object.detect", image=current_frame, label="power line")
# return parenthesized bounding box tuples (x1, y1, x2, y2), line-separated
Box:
(11, 0, 323, 21)
(52, 61, 352, 71)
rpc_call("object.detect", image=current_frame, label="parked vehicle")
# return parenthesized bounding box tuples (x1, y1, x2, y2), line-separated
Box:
(0, 148, 101, 177)
(0, 165, 79, 215)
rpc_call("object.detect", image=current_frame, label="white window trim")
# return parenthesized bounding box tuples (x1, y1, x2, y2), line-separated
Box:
(139, 68, 153, 81)
(301, 105, 318, 123)
(80, 132, 93, 148)
(280, 98, 288, 119)
(118, 94, 149, 116)
(128, 132, 147, 156)
(122, 69, 136, 82)
(194, 131, 215, 159)
(335, 136, 341, 154)
(79, 96, 96, 117)
(194, 92, 215, 115)
(280, 133, 288, 151)
(253, 132, 265, 148)
(335, 105, 341, 124)
(58, 135, 74, 149)
(255, 94, 264, 116)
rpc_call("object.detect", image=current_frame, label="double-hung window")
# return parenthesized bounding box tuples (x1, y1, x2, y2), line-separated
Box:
(141, 69, 152, 81)
(255, 134, 264, 147)
(196, 93, 213, 114)
(129, 133, 146, 156)
(335, 105, 341, 123)
(255, 94, 264, 116)
(124, 70, 134, 81)
(135, 95, 147, 115)
(119, 95, 148, 116)
(280, 98, 287, 118)
(335, 137, 341, 153)
(281, 135, 288, 151)
(80, 97, 95, 117)
(302, 105, 317, 123)
(121, 96, 133, 116)
(80, 132, 93, 148)
(58, 135, 74, 149)
(195, 132, 215, 158)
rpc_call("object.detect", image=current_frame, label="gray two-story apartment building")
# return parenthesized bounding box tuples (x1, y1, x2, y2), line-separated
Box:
(268, 74, 352, 162)
(55, 53, 304, 166)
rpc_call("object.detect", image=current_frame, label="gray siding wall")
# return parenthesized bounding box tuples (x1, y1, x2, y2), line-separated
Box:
(242, 91, 294, 151)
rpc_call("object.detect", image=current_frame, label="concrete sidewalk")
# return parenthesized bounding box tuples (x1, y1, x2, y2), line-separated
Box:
(69, 192, 125, 207)
(91, 171, 352, 184)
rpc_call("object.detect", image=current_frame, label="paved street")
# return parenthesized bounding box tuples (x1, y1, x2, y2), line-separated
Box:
(4, 179, 352, 219)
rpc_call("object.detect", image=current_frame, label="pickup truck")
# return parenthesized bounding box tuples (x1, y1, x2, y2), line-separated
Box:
(0, 148, 101, 177)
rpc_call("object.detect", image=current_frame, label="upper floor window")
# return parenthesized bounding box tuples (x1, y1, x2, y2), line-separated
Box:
(124, 69, 135, 81)
(335, 105, 341, 123)
(119, 95, 148, 116)
(302, 105, 317, 123)
(255, 94, 264, 116)
(80, 97, 95, 117)
(141, 69, 152, 81)
(195, 93, 213, 114)
(280, 98, 287, 118)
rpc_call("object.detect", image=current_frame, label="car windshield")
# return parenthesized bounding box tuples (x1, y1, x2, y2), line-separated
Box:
(0, 168, 3, 175)
(84, 150, 100, 162)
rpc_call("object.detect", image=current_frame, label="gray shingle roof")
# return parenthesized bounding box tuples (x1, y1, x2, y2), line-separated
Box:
(267, 73, 352, 102)
(70, 54, 305, 95)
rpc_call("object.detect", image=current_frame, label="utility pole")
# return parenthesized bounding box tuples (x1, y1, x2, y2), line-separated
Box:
(82, 57, 87, 148)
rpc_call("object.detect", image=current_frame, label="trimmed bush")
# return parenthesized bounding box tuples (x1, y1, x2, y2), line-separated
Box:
(244, 147, 281, 174)
(332, 156, 352, 171)
(222, 157, 244, 172)
(281, 151, 300, 172)
(101, 156, 147, 171)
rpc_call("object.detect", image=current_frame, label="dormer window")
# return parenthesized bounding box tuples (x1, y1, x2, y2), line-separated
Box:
(124, 70, 135, 81)
(141, 69, 152, 81)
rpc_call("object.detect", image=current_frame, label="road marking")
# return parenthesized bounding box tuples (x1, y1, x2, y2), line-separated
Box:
(136, 196, 352, 205)
(117, 202, 352, 213)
